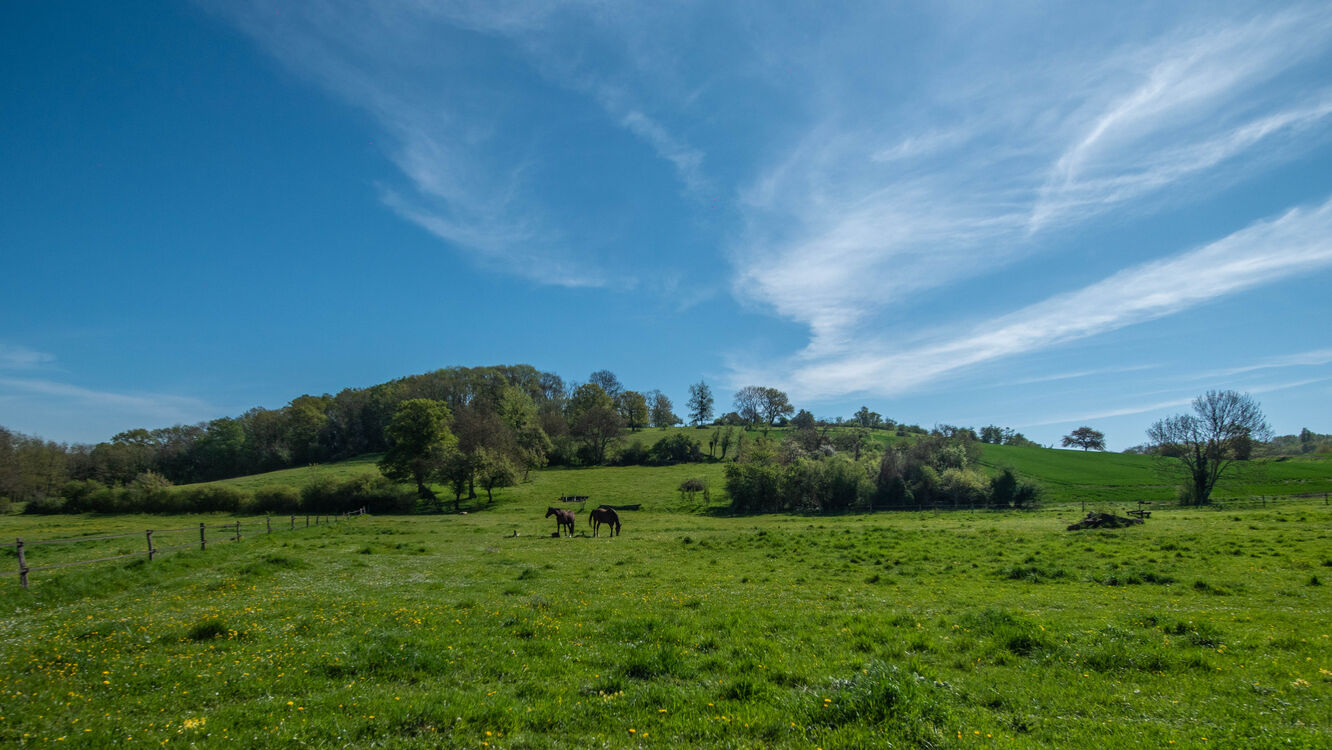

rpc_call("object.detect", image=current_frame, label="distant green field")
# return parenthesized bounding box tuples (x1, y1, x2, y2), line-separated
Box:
(2, 495, 1328, 748)
(977, 443, 1332, 505)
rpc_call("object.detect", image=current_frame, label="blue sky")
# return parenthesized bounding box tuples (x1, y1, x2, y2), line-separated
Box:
(3, 1, 1331, 449)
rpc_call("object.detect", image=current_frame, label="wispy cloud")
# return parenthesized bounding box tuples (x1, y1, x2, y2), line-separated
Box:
(0, 345, 54, 370)
(1023, 397, 1195, 428)
(729, 4, 1332, 387)
(1024, 377, 1329, 429)
(620, 110, 709, 196)
(1032, 8, 1332, 231)
(0, 377, 219, 429)
(991, 364, 1159, 389)
(765, 195, 1332, 399)
(200, 0, 716, 287)
(1189, 348, 1332, 380)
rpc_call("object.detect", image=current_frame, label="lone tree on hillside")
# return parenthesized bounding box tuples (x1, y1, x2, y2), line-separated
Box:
(647, 390, 681, 428)
(379, 399, 457, 500)
(687, 380, 714, 426)
(1062, 426, 1106, 451)
(1147, 390, 1271, 505)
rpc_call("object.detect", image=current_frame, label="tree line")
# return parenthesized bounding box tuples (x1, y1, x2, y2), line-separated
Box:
(1, 366, 1287, 515)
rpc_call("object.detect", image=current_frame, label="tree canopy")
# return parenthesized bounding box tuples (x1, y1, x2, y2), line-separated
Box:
(1061, 426, 1106, 451)
(378, 399, 456, 500)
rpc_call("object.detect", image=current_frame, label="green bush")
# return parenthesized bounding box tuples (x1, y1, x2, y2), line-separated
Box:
(250, 484, 302, 514)
(648, 433, 703, 465)
(22, 495, 66, 514)
(301, 475, 414, 514)
(173, 485, 251, 513)
(616, 440, 651, 466)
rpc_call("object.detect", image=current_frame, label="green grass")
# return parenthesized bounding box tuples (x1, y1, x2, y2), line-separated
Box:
(977, 443, 1332, 505)
(1, 485, 1329, 748)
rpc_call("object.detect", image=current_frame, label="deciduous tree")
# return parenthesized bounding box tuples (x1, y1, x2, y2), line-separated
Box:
(1061, 426, 1106, 451)
(1147, 390, 1271, 505)
(378, 399, 456, 500)
(733, 386, 764, 429)
(647, 390, 681, 428)
(687, 380, 714, 426)
(567, 384, 622, 464)
(619, 390, 650, 431)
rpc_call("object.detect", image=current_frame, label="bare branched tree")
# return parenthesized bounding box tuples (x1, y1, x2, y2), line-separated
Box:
(1147, 390, 1271, 505)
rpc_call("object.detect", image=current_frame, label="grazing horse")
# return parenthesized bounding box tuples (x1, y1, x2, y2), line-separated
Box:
(545, 506, 575, 537)
(588, 506, 621, 537)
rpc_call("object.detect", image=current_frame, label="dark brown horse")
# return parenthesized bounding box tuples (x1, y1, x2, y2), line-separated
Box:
(545, 506, 575, 537)
(588, 506, 621, 537)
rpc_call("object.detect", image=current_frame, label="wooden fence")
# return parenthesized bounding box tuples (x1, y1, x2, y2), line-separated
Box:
(4, 508, 367, 589)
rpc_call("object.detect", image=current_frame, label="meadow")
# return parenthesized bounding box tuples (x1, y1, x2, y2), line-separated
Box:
(1, 473, 1328, 748)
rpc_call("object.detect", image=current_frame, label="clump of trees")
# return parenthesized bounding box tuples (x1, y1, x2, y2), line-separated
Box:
(732, 386, 794, 433)
(979, 425, 1038, 447)
(723, 427, 1041, 514)
(1265, 428, 1332, 456)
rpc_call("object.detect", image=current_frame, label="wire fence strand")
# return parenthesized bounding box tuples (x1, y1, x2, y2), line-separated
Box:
(7, 508, 367, 588)
(27, 531, 146, 545)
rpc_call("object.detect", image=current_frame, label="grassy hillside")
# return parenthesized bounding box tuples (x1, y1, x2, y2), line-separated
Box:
(977, 443, 1332, 504)
(1, 497, 1327, 748)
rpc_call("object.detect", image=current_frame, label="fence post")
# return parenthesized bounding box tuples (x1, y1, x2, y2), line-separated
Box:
(234, 520, 241, 542)
(16, 538, 28, 589)
(305, 515, 310, 528)
(200, 522, 206, 551)
(266, 516, 271, 534)
(146, 530, 155, 562)
(290, 515, 295, 530)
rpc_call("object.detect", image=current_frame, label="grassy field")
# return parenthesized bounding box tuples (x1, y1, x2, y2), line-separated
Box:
(1, 481, 1328, 748)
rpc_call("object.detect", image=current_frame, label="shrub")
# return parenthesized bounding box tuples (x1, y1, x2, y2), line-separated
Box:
(301, 475, 414, 514)
(939, 468, 988, 506)
(250, 485, 302, 514)
(679, 477, 707, 500)
(616, 440, 651, 466)
(60, 479, 106, 511)
(990, 469, 1042, 508)
(648, 433, 704, 465)
(23, 495, 66, 514)
(173, 485, 250, 513)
